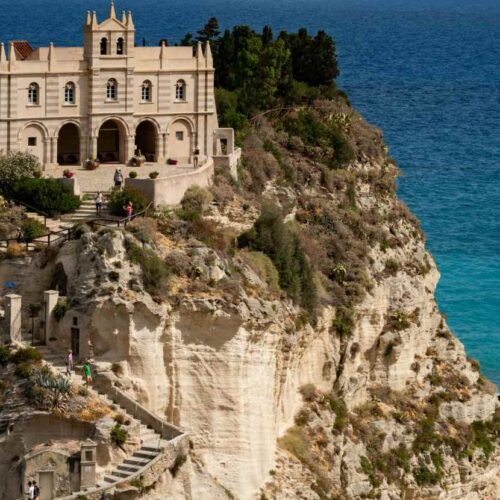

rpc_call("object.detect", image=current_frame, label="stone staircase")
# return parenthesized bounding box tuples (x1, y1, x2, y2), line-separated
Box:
(32, 345, 185, 497)
(60, 192, 111, 224)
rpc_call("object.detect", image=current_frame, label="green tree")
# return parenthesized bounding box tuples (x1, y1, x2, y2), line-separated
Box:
(196, 17, 220, 43)
(0, 152, 41, 195)
(238, 205, 317, 320)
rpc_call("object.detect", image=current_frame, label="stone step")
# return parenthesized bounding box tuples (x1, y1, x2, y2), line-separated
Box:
(117, 464, 141, 474)
(103, 476, 118, 484)
(123, 457, 150, 467)
(133, 450, 159, 459)
(108, 470, 129, 479)
(141, 444, 161, 453)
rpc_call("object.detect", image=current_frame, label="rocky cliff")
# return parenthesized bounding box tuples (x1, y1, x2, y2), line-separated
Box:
(3, 99, 499, 499)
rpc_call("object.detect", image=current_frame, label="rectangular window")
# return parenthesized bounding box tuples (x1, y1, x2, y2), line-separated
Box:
(176, 131, 184, 141)
(28, 137, 37, 146)
(65, 86, 75, 104)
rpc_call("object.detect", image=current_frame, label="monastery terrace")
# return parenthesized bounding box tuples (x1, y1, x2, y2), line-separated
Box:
(0, 2, 240, 202)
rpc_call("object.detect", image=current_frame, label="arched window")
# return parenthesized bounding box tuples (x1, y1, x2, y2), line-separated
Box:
(141, 80, 152, 102)
(64, 82, 75, 104)
(175, 80, 186, 101)
(106, 79, 117, 101)
(28, 83, 39, 105)
(100, 37, 108, 55)
(117, 37, 124, 55)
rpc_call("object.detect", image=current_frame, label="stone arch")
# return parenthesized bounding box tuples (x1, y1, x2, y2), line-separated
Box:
(134, 118, 160, 162)
(18, 121, 49, 165)
(97, 118, 128, 163)
(57, 122, 81, 165)
(94, 116, 131, 138)
(166, 118, 194, 163)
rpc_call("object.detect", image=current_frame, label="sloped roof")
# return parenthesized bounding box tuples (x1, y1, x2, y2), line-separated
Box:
(99, 17, 127, 31)
(12, 40, 34, 60)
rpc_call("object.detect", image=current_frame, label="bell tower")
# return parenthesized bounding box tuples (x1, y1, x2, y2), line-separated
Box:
(83, 2, 135, 60)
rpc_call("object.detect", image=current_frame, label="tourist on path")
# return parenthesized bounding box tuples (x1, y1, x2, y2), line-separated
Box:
(95, 191, 103, 215)
(33, 481, 40, 500)
(83, 360, 92, 386)
(124, 201, 133, 222)
(193, 148, 200, 168)
(66, 350, 73, 376)
(27, 481, 34, 500)
(114, 168, 123, 189)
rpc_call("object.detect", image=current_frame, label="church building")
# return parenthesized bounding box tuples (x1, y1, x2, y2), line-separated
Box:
(0, 3, 226, 168)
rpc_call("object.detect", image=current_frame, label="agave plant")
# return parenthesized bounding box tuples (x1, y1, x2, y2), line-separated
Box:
(30, 368, 71, 410)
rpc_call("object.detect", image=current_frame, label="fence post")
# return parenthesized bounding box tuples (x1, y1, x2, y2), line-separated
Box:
(48, 233, 51, 246)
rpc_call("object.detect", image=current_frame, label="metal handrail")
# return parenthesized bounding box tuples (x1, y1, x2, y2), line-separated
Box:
(88, 201, 153, 227)
(11, 199, 49, 226)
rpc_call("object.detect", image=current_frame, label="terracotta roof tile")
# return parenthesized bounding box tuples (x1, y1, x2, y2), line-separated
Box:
(11, 40, 34, 60)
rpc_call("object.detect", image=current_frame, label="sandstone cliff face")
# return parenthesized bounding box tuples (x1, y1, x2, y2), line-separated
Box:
(49, 157, 498, 499)
(7, 103, 498, 499)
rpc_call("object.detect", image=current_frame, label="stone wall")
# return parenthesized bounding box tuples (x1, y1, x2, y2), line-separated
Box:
(125, 158, 214, 206)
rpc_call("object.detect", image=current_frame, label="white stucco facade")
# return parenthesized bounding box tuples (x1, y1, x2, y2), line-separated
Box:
(0, 3, 221, 169)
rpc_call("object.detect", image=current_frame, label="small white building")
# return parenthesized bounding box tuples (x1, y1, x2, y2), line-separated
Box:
(0, 2, 233, 171)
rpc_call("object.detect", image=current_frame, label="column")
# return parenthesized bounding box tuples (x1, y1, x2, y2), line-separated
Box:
(5, 294, 22, 344)
(162, 133, 167, 160)
(50, 137, 57, 165)
(90, 136, 97, 160)
(80, 134, 86, 165)
(43, 290, 59, 345)
(43, 138, 51, 168)
(155, 133, 162, 163)
(125, 135, 135, 163)
(80, 440, 97, 488)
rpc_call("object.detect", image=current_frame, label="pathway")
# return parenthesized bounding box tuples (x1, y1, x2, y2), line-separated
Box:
(23, 342, 186, 496)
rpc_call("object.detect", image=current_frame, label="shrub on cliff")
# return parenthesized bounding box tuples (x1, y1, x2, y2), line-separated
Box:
(0, 152, 42, 195)
(110, 424, 128, 447)
(11, 178, 80, 216)
(126, 240, 169, 299)
(21, 218, 46, 241)
(238, 204, 317, 319)
(179, 185, 213, 221)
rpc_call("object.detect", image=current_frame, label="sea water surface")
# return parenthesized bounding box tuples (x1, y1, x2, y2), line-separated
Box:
(1, 0, 499, 386)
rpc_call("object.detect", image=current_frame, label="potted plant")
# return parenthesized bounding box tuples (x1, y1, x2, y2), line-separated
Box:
(63, 169, 75, 178)
(129, 171, 138, 179)
(132, 149, 146, 167)
(149, 171, 159, 179)
(85, 157, 99, 170)
(167, 158, 178, 165)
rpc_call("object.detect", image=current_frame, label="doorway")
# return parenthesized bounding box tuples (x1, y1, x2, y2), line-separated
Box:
(97, 119, 125, 163)
(71, 327, 80, 358)
(39, 471, 54, 500)
(135, 120, 157, 162)
(57, 123, 80, 165)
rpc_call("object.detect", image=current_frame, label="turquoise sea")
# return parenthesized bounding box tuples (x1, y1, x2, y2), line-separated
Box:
(1, 0, 499, 386)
